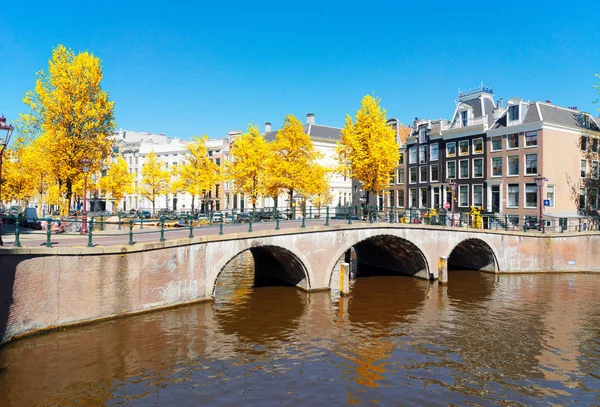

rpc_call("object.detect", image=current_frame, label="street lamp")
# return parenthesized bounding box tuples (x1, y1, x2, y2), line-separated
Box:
(534, 174, 548, 232)
(0, 115, 15, 246)
(446, 178, 457, 227)
(80, 156, 91, 234)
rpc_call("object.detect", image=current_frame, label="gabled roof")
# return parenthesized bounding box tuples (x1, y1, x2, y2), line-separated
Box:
(264, 124, 341, 142)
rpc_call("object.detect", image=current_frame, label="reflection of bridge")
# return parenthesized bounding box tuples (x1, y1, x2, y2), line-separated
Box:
(1, 223, 599, 344)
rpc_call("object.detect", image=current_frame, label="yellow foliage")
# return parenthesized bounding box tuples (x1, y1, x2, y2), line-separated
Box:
(308, 165, 333, 209)
(337, 94, 399, 201)
(469, 206, 483, 229)
(172, 136, 220, 213)
(20, 44, 115, 209)
(226, 125, 269, 209)
(139, 152, 169, 216)
(266, 115, 324, 207)
(97, 157, 134, 209)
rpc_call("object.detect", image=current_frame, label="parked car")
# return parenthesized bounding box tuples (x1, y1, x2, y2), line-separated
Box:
(19, 207, 43, 229)
(139, 210, 152, 219)
(236, 212, 253, 223)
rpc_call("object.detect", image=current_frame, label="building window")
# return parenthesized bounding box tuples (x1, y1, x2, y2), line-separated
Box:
(216, 158, 221, 166)
(461, 110, 468, 127)
(508, 133, 519, 149)
(525, 184, 537, 208)
(446, 142, 456, 157)
(419, 187, 428, 208)
(581, 159, 588, 178)
(419, 128, 427, 143)
(581, 136, 589, 152)
(430, 164, 439, 182)
(525, 154, 538, 175)
(472, 158, 483, 178)
(591, 188, 599, 210)
(459, 160, 469, 179)
(409, 147, 417, 164)
(508, 156, 519, 176)
(593, 138, 600, 153)
(492, 157, 502, 177)
(447, 161, 456, 179)
(398, 191, 405, 208)
(473, 185, 483, 207)
(409, 167, 417, 184)
(525, 131, 538, 147)
(430, 143, 439, 161)
(507, 184, 519, 207)
(579, 188, 586, 210)
(547, 185, 555, 207)
(459, 140, 469, 155)
(491, 136, 502, 151)
(409, 189, 417, 208)
(419, 146, 427, 164)
(398, 168, 405, 184)
(593, 161, 599, 180)
(508, 105, 520, 121)
(459, 185, 469, 207)
(399, 152, 404, 165)
(419, 166, 427, 183)
(472, 138, 483, 154)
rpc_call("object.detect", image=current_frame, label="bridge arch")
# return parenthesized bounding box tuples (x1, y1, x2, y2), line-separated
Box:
(211, 244, 313, 298)
(326, 232, 430, 289)
(447, 238, 499, 272)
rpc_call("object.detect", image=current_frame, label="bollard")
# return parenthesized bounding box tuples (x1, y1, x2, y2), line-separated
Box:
(219, 221, 223, 235)
(118, 213, 121, 230)
(100, 215, 104, 231)
(140, 218, 144, 229)
(160, 217, 166, 242)
(45, 219, 53, 248)
(389, 208, 393, 224)
(14, 219, 22, 247)
(301, 207, 306, 228)
(248, 219, 253, 233)
(129, 220, 134, 245)
(369, 206, 374, 224)
(348, 206, 353, 225)
(88, 218, 94, 247)
(438, 256, 448, 284)
(504, 215, 509, 231)
(325, 206, 330, 226)
(275, 209, 280, 230)
(309, 206, 312, 220)
(189, 217, 194, 238)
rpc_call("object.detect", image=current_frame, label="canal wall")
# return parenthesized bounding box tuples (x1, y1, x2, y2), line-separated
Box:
(1, 225, 600, 345)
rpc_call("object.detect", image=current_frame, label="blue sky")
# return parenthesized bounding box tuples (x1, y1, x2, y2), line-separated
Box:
(1, 1, 599, 140)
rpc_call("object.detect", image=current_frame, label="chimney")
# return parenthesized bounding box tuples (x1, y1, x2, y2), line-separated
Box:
(306, 113, 315, 125)
(413, 117, 419, 127)
(546, 100, 552, 104)
(497, 98, 503, 108)
(265, 122, 272, 132)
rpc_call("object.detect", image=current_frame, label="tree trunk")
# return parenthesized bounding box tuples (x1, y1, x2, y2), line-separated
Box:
(289, 188, 293, 209)
(191, 195, 195, 214)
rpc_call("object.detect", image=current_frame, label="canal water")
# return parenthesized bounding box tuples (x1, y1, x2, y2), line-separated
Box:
(0, 252, 599, 406)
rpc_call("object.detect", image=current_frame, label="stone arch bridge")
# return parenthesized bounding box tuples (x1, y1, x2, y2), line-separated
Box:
(1, 224, 599, 345)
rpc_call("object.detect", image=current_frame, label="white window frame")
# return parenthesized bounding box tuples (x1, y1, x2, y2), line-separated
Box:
(524, 131, 538, 148)
(472, 184, 484, 208)
(508, 104, 520, 121)
(591, 188, 599, 210)
(507, 184, 520, 208)
(593, 160, 600, 180)
(419, 145, 427, 164)
(446, 142, 456, 158)
(472, 158, 483, 178)
(458, 140, 469, 156)
(524, 153, 538, 176)
(490, 136, 502, 152)
(546, 185, 555, 208)
(409, 167, 417, 184)
(524, 183, 538, 208)
(507, 133, 519, 150)
(419, 187, 428, 208)
(491, 156, 502, 177)
(419, 128, 427, 143)
(472, 138, 484, 155)
(459, 159, 469, 179)
(458, 185, 469, 207)
(419, 166, 427, 183)
(430, 164, 439, 182)
(507, 155, 519, 176)
(409, 147, 417, 164)
(581, 159, 588, 178)
(430, 143, 439, 161)
(446, 161, 456, 179)
(397, 168, 405, 184)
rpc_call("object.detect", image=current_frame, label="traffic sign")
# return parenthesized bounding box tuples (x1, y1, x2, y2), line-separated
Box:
(444, 202, 451, 209)
(543, 199, 551, 207)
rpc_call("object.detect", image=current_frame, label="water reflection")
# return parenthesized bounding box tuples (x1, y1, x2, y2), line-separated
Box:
(0, 261, 598, 406)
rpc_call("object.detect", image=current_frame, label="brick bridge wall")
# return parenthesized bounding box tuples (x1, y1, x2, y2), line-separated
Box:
(1, 224, 599, 345)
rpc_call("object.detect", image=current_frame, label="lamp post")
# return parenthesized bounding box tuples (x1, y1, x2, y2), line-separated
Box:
(0, 115, 15, 246)
(446, 178, 457, 227)
(534, 174, 548, 232)
(80, 156, 91, 234)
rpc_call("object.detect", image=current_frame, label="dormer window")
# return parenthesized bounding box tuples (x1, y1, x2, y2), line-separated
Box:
(419, 128, 427, 143)
(508, 105, 520, 121)
(461, 111, 468, 127)
(583, 114, 591, 129)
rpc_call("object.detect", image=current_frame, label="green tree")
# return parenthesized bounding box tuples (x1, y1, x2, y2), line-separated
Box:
(337, 94, 399, 207)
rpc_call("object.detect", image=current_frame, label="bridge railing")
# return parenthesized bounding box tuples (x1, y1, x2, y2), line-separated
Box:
(2, 207, 599, 248)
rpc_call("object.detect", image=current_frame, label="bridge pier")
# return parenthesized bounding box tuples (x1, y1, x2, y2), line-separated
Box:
(438, 256, 448, 284)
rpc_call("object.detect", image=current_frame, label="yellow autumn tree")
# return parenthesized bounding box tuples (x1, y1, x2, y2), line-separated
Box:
(337, 94, 399, 206)
(266, 115, 324, 208)
(227, 125, 270, 209)
(173, 136, 220, 214)
(309, 166, 333, 213)
(97, 157, 134, 212)
(2, 149, 37, 204)
(139, 151, 169, 216)
(20, 44, 115, 211)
